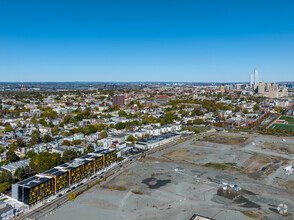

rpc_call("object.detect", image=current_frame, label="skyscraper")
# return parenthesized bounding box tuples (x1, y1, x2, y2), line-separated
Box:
(249, 74, 254, 87)
(254, 69, 259, 86)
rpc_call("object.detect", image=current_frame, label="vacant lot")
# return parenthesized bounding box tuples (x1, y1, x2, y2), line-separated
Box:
(201, 134, 248, 145)
(256, 142, 294, 155)
(43, 133, 294, 220)
(276, 179, 294, 191)
(162, 148, 191, 161)
(242, 153, 286, 178)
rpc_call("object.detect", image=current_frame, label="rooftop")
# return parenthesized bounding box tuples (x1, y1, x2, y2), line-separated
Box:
(17, 175, 52, 188)
(137, 133, 178, 144)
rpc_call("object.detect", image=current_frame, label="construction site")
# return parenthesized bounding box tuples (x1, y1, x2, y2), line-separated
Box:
(43, 131, 294, 220)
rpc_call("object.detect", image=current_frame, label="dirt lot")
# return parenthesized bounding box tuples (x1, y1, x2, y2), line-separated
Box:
(256, 142, 294, 155)
(162, 148, 208, 163)
(275, 179, 294, 191)
(43, 132, 294, 220)
(243, 153, 283, 175)
(201, 134, 248, 145)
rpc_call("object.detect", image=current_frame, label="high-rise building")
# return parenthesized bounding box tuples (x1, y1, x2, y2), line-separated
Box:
(254, 69, 259, 86)
(249, 74, 254, 87)
(112, 94, 125, 106)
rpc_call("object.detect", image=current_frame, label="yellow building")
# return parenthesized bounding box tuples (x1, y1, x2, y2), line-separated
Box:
(12, 175, 54, 206)
(43, 168, 69, 192)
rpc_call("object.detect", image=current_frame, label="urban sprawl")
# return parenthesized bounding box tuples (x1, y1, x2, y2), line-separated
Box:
(0, 71, 293, 219)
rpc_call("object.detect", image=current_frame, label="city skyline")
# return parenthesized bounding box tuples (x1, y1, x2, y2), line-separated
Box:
(1, 0, 294, 82)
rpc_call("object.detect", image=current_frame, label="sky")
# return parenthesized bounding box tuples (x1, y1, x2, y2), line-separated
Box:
(0, 0, 294, 82)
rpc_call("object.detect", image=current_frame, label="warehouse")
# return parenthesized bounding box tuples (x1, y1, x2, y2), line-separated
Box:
(12, 175, 54, 206)
(135, 133, 181, 150)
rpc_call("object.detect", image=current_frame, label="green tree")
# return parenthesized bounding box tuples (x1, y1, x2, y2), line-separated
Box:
(26, 150, 37, 158)
(6, 150, 19, 162)
(29, 152, 62, 173)
(118, 110, 127, 117)
(0, 170, 12, 183)
(0, 146, 5, 154)
(4, 125, 14, 132)
(63, 115, 72, 124)
(100, 131, 108, 139)
(243, 109, 249, 114)
(84, 125, 97, 135)
(51, 126, 59, 136)
(0, 182, 11, 193)
(69, 192, 77, 200)
(31, 130, 41, 143)
(87, 144, 95, 153)
(62, 140, 71, 146)
(42, 134, 55, 143)
(126, 135, 136, 144)
(15, 167, 26, 181)
(72, 139, 81, 145)
(116, 122, 126, 130)
(63, 150, 78, 162)
(234, 106, 242, 112)
(253, 104, 260, 111)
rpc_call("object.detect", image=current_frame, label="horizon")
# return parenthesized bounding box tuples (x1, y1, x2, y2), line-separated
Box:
(0, 80, 293, 85)
(1, 0, 294, 82)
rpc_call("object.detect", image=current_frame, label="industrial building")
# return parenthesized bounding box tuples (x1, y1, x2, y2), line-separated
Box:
(12, 149, 117, 206)
(135, 133, 181, 150)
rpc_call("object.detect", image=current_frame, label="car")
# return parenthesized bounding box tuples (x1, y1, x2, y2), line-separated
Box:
(58, 194, 63, 197)
(66, 190, 71, 193)
(72, 187, 76, 190)
(119, 164, 123, 167)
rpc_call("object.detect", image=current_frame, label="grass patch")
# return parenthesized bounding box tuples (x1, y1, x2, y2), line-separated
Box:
(241, 211, 264, 219)
(276, 179, 294, 191)
(201, 135, 248, 145)
(132, 190, 144, 195)
(204, 162, 241, 171)
(162, 148, 190, 161)
(101, 185, 127, 191)
(270, 123, 294, 131)
(280, 116, 294, 124)
(116, 157, 125, 162)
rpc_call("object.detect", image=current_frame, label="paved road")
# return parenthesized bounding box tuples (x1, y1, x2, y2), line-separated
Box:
(17, 134, 193, 220)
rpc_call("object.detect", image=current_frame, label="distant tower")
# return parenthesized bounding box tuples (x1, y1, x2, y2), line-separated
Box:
(249, 74, 254, 87)
(112, 94, 125, 106)
(254, 69, 259, 86)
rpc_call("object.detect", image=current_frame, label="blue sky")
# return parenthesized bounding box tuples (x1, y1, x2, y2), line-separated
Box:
(0, 0, 293, 82)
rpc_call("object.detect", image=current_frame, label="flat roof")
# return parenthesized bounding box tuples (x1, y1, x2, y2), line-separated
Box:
(94, 148, 115, 154)
(137, 133, 178, 144)
(43, 168, 67, 176)
(17, 175, 53, 188)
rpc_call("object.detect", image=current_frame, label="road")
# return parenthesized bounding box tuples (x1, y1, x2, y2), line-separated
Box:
(17, 134, 193, 220)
